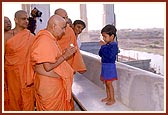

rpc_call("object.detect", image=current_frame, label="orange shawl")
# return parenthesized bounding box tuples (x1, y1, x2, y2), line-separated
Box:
(57, 26, 86, 73)
(4, 29, 35, 111)
(31, 30, 74, 111)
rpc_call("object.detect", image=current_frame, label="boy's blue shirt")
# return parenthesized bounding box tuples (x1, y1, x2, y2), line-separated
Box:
(98, 41, 118, 63)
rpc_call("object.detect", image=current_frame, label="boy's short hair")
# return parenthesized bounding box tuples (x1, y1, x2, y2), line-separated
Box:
(73, 20, 86, 29)
(101, 24, 117, 37)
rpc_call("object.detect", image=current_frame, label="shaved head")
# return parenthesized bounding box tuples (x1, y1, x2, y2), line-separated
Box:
(15, 10, 28, 18)
(54, 8, 67, 15)
(54, 8, 68, 23)
(47, 14, 65, 28)
(14, 10, 29, 29)
(47, 14, 66, 38)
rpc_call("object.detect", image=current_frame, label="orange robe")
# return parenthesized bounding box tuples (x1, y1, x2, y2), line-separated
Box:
(4, 72, 9, 111)
(4, 29, 35, 111)
(57, 26, 86, 73)
(31, 30, 74, 111)
(57, 26, 87, 110)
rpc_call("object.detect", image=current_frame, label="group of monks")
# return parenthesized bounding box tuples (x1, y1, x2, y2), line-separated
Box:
(4, 8, 86, 111)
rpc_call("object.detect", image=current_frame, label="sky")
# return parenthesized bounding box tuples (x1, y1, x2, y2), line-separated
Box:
(3, 2, 166, 30)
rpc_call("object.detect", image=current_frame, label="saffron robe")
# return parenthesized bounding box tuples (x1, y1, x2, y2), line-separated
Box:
(57, 26, 87, 110)
(4, 72, 9, 111)
(4, 29, 35, 111)
(31, 30, 74, 111)
(57, 26, 86, 73)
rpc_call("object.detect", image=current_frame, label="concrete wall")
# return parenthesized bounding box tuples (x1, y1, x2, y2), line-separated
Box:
(122, 59, 151, 71)
(80, 50, 165, 111)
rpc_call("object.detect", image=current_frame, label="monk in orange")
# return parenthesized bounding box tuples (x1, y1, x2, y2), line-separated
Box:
(54, 8, 86, 74)
(4, 16, 12, 111)
(4, 10, 35, 111)
(31, 14, 77, 111)
(54, 8, 87, 111)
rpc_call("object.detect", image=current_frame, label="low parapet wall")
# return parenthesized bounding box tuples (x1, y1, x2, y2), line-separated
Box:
(80, 50, 165, 111)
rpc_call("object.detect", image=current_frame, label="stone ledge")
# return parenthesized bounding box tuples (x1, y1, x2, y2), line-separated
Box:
(72, 73, 131, 111)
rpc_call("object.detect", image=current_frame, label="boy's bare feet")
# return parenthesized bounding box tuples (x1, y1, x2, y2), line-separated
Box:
(101, 98, 110, 102)
(106, 100, 115, 105)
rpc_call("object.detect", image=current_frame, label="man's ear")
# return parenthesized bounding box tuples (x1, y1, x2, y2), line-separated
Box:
(71, 24, 74, 29)
(52, 23, 57, 29)
(14, 18, 18, 23)
(112, 34, 115, 40)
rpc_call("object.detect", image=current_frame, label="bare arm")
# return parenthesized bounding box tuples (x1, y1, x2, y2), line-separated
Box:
(34, 64, 61, 78)
(43, 56, 64, 72)
(43, 46, 77, 72)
